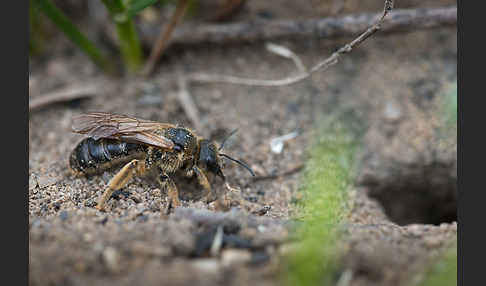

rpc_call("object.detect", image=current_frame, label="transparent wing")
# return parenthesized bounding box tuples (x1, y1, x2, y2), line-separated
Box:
(72, 112, 175, 149)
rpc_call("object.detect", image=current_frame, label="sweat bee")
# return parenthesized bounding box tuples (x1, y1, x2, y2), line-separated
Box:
(69, 112, 255, 211)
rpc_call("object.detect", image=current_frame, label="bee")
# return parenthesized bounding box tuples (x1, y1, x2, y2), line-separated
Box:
(69, 112, 255, 211)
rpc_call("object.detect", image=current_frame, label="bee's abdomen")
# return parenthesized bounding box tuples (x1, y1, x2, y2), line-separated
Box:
(69, 138, 145, 175)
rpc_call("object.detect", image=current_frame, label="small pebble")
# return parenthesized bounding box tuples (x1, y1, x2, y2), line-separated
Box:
(221, 249, 251, 267)
(132, 241, 171, 257)
(450, 222, 457, 231)
(383, 101, 402, 121)
(249, 251, 270, 266)
(59, 211, 68, 221)
(138, 95, 163, 106)
(191, 258, 220, 275)
(406, 224, 424, 237)
(439, 223, 451, 231)
(149, 202, 161, 212)
(37, 176, 58, 189)
(252, 206, 271, 216)
(84, 199, 97, 208)
(83, 233, 94, 242)
(29, 175, 38, 191)
(53, 202, 62, 211)
(257, 225, 267, 232)
(131, 194, 142, 204)
(99, 217, 108, 225)
(103, 247, 120, 272)
(424, 236, 442, 247)
(278, 243, 301, 256)
(111, 190, 131, 200)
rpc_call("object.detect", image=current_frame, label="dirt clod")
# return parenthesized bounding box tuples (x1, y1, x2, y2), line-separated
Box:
(221, 249, 252, 267)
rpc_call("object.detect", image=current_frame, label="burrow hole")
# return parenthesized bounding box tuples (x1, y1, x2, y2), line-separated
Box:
(366, 163, 457, 226)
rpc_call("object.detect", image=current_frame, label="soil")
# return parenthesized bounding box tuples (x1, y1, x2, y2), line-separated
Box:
(29, 1, 457, 285)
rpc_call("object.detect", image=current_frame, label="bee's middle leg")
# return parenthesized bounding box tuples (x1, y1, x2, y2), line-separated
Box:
(96, 159, 146, 211)
(157, 173, 181, 208)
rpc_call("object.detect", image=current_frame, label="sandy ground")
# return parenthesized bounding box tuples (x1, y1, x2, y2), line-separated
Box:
(29, 1, 457, 285)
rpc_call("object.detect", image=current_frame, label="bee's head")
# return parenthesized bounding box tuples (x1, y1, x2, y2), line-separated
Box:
(197, 130, 255, 180)
(198, 139, 225, 180)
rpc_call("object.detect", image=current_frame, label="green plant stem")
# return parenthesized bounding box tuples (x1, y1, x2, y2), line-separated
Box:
(30, 0, 41, 55)
(443, 83, 457, 127)
(32, 0, 115, 74)
(283, 119, 358, 286)
(116, 20, 143, 72)
(102, 0, 143, 73)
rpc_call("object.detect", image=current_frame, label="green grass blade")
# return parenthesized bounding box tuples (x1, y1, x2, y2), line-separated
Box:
(116, 20, 143, 72)
(443, 83, 457, 127)
(29, 0, 42, 55)
(282, 116, 360, 286)
(32, 0, 115, 74)
(434, 82, 457, 150)
(102, 0, 143, 73)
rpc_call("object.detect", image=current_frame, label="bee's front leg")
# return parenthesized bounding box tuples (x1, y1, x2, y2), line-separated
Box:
(192, 166, 231, 211)
(192, 166, 212, 203)
(96, 159, 146, 211)
(157, 172, 181, 209)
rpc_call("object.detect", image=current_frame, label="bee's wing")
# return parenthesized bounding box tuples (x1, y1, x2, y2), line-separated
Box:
(72, 112, 175, 149)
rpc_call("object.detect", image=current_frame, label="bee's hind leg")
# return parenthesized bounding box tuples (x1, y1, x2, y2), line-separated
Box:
(96, 159, 146, 211)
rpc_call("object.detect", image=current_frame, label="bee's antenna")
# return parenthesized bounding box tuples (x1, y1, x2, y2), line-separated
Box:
(219, 153, 255, 177)
(219, 129, 239, 151)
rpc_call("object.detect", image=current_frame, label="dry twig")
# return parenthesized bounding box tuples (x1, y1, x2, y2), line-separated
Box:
(208, 0, 246, 22)
(175, 75, 203, 132)
(265, 43, 306, 74)
(251, 163, 305, 182)
(139, 5, 455, 47)
(182, 0, 395, 87)
(29, 84, 98, 112)
(142, 0, 189, 76)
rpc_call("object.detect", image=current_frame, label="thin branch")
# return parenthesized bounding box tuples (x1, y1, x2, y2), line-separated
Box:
(209, 0, 246, 22)
(175, 75, 203, 132)
(265, 43, 306, 74)
(29, 84, 98, 111)
(142, 0, 189, 76)
(183, 0, 395, 87)
(251, 163, 305, 182)
(138, 5, 455, 47)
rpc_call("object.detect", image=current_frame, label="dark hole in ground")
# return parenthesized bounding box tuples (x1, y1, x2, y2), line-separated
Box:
(366, 164, 457, 226)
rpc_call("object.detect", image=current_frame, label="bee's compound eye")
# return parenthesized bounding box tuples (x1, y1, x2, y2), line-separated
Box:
(173, 144, 183, 152)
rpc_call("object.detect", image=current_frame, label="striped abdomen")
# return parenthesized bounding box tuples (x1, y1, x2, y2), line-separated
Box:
(69, 138, 146, 175)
